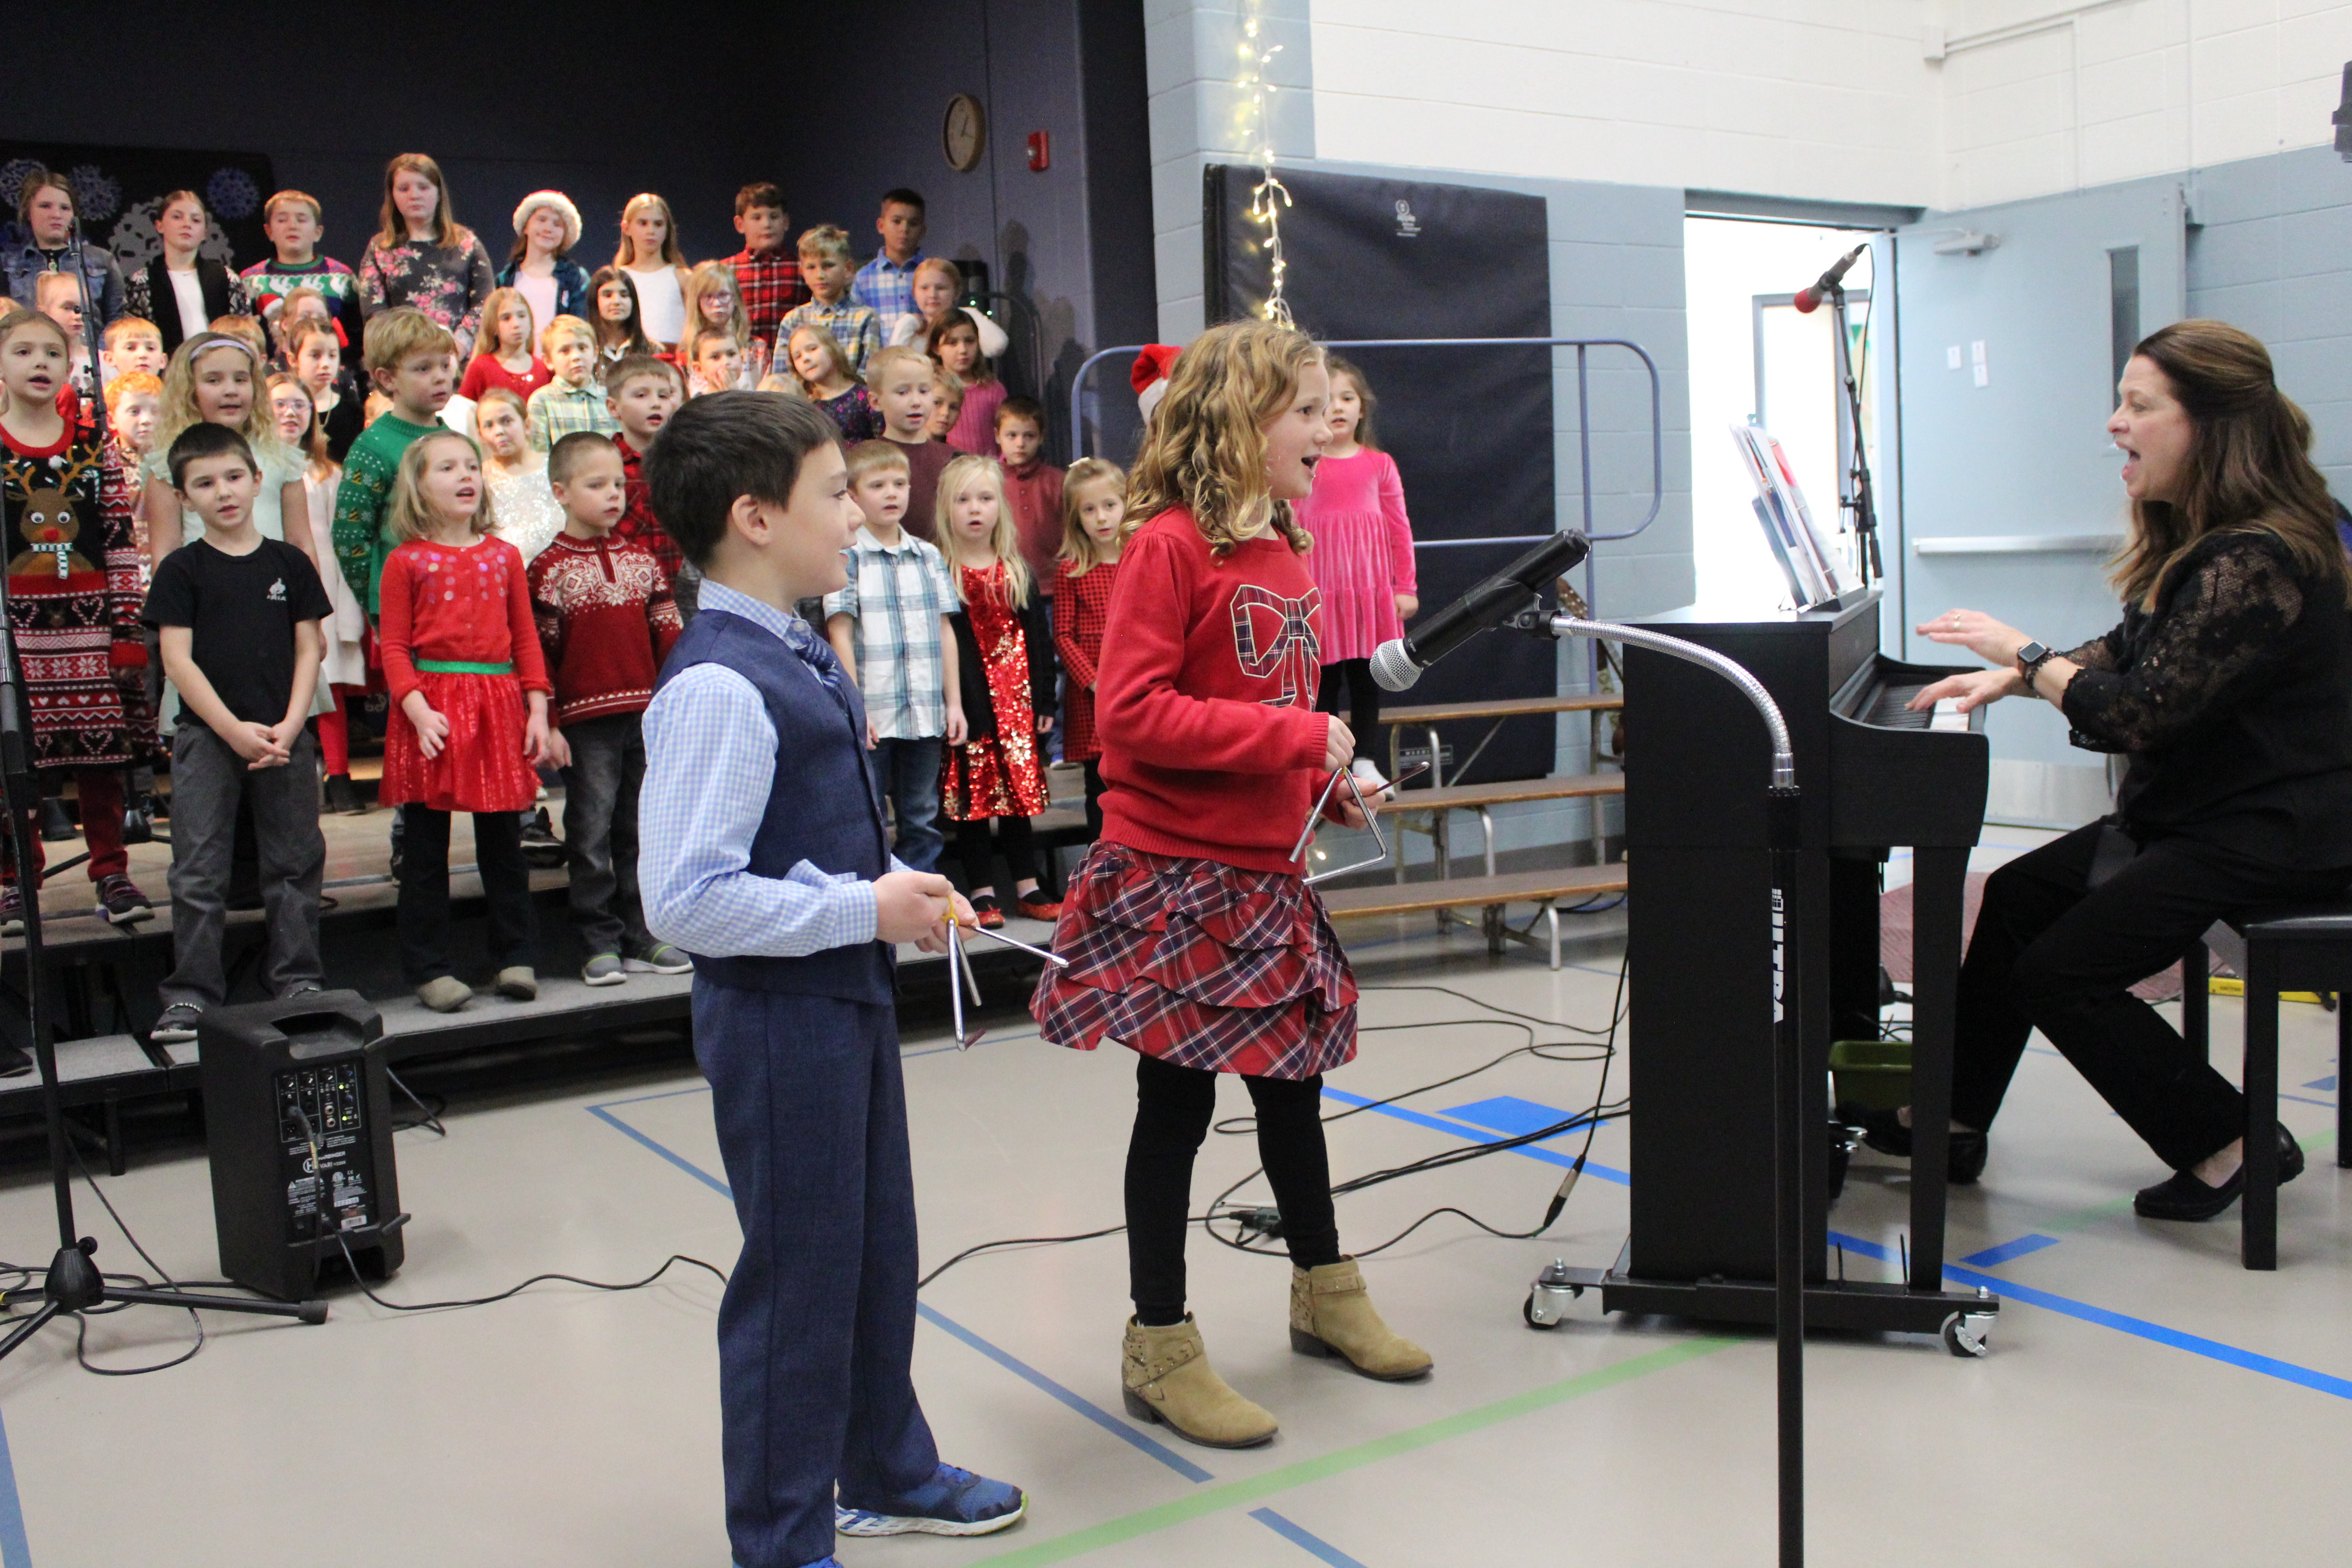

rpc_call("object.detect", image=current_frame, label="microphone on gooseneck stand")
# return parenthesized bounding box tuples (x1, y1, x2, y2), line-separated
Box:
(1793, 243, 1869, 314)
(1367, 529, 1592, 692)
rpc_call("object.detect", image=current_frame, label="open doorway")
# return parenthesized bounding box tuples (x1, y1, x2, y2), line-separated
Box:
(1684, 216, 1887, 607)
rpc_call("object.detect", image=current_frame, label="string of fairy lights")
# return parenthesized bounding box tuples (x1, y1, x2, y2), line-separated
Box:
(1235, 4, 1294, 325)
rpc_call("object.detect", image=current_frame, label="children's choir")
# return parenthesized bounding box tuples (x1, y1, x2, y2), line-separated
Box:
(0, 154, 1131, 1034)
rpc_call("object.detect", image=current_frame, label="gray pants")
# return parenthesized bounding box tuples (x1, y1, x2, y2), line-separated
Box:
(561, 711, 652, 959)
(163, 725, 326, 1009)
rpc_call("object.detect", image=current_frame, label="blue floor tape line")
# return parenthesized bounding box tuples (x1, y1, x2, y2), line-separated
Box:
(1250, 1507, 1372, 1567)
(0, 1401, 29, 1568)
(1320, 1088, 1630, 1185)
(1826, 1229, 2352, 1403)
(1958, 1234, 2060, 1268)
(583, 1097, 1212, 1483)
(916, 1303, 1214, 1484)
(584, 1104, 733, 1200)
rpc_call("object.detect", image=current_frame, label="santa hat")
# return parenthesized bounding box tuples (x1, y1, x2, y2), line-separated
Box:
(1132, 343, 1181, 422)
(512, 191, 583, 252)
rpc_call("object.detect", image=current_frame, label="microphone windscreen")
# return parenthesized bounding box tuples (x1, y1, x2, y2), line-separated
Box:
(1793, 289, 1822, 314)
(1368, 639, 1422, 692)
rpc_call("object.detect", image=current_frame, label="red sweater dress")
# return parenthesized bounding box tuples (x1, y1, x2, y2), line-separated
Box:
(1031, 508, 1358, 1079)
(378, 534, 551, 813)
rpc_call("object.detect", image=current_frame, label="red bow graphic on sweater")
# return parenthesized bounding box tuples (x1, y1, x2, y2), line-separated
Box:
(1228, 584, 1321, 709)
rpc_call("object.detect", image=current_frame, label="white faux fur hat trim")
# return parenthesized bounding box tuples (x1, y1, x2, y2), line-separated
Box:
(512, 191, 582, 251)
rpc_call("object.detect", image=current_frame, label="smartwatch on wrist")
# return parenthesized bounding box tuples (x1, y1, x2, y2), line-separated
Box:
(2016, 640, 2054, 686)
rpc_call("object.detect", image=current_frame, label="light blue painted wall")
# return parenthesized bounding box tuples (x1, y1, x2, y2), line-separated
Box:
(2186, 144, 2352, 495)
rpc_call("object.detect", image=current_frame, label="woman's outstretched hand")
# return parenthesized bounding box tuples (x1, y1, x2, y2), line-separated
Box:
(1916, 608, 2029, 667)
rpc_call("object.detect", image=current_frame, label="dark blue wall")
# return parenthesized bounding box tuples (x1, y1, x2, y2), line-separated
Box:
(0, 0, 1156, 451)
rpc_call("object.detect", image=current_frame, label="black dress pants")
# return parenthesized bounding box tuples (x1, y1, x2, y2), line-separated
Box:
(1951, 819, 2350, 1171)
(1316, 660, 1381, 763)
(953, 813, 1039, 897)
(1125, 1051, 1341, 1326)
(397, 807, 535, 984)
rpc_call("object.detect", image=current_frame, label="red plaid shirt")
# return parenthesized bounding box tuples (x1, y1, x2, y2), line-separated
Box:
(725, 247, 809, 342)
(614, 435, 682, 583)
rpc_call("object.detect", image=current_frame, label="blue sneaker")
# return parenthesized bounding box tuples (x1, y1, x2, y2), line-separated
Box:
(835, 1464, 1026, 1537)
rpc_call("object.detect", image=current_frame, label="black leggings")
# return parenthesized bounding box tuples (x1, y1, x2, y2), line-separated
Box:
(1317, 660, 1380, 762)
(953, 813, 1039, 898)
(1126, 1052, 1341, 1326)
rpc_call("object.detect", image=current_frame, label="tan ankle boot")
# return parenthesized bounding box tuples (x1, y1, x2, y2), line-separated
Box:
(1122, 1315, 1279, 1448)
(1289, 1258, 1433, 1381)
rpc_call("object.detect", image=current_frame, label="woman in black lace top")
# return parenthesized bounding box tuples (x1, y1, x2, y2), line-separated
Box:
(1882, 319, 2352, 1222)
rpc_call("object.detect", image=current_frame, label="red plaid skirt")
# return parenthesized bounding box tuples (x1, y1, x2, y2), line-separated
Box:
(1030, 841, 1357, 1080)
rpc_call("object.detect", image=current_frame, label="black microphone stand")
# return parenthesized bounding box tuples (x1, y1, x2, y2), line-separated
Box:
(0, 217, 324, 1362)
(1824, 278, 1883, 588)
(1524, 599, 1809, 1567)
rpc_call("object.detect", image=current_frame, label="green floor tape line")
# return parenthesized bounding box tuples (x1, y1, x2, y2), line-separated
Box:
(979, 1336, 1738, 1565)
(2038, 1128, 2337, 1236)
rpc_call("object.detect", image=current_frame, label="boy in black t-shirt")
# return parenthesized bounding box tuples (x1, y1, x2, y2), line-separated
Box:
(143, 424, 334, 1044)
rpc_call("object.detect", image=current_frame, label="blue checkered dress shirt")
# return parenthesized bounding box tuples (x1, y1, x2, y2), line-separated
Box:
(641, 579, 907, 958)
(853, 251, 922, 323)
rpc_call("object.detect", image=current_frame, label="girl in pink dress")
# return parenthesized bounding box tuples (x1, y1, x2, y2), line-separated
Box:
(1292, 356, 1415, 785)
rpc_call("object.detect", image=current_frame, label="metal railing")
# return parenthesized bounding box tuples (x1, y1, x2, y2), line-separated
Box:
(1069, 334, 1666, 681)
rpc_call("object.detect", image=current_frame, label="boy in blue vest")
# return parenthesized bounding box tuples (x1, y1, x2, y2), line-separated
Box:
(639, 391, 1025, 1568)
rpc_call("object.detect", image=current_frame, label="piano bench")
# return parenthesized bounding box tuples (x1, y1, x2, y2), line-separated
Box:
(2180, 903, 2352, 1270)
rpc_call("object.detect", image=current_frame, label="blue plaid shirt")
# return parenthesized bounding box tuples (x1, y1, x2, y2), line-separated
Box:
(823, 528, 955, 740)
(853, 251, 922, 322)
(777, 298, 883, 378)
(641, 579, 908, 958)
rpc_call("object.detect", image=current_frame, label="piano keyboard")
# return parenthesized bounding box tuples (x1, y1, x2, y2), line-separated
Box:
(1857, 681, 1973, 732)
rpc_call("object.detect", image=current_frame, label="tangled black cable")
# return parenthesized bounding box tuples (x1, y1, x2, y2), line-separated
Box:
(915, 955, 1633, 1289)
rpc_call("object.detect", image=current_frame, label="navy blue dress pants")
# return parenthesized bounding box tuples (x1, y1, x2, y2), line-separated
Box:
(694, 981, 940, 1568)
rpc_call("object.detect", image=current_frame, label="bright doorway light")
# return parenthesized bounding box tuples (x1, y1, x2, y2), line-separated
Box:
(1684, 216, 1885, 608)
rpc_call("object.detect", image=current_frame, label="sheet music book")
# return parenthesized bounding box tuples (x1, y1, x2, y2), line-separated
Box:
(1730, 423, 1847, 610)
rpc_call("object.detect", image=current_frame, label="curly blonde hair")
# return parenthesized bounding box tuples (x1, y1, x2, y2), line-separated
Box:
(153, 333, 296, 476)
(1124, 321, 1319, 558)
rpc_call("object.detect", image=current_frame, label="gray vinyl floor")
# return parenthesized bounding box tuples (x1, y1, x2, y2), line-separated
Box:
(2, 833, 2348, 1567)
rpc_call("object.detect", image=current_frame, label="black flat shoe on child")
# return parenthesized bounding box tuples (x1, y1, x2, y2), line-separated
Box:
(2133, 1127, 2304, 1221)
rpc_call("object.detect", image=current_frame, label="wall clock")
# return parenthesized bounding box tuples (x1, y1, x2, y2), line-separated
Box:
(943, 93, 987, 172)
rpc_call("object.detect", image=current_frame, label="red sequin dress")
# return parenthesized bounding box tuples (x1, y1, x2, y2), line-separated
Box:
(377, 534, 551, 813)
(940, 561, 1049, 821)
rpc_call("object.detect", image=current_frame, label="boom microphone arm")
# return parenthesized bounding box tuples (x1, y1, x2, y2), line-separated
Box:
(1368, 529, 1591, 692)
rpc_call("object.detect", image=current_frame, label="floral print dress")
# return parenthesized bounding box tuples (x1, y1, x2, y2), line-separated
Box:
(361, 230, 498, 354)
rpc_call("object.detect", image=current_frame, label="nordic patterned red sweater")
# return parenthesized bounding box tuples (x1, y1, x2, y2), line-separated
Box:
(1094, 509, 1337, 874)
(527, 533, 683, 726)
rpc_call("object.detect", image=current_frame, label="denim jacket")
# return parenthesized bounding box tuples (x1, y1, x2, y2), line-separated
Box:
(495, 256, 592, 323)
(1, 223, 128, 323)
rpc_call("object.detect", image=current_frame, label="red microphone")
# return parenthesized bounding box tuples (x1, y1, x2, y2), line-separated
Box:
(1793, 243, 1870, 314)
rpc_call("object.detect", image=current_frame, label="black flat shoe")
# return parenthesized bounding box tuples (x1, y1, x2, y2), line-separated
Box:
(1859, 1107, 1988, 1184)
(2134, 1166, 2243, 1221)
(2133, 1127, 2304, 1221)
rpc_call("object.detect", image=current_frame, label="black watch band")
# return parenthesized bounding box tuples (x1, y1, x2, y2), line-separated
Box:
(2016, 640, 2054, 685)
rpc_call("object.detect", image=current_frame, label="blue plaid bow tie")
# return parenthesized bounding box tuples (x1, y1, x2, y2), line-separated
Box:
(784, 617, 850, 711)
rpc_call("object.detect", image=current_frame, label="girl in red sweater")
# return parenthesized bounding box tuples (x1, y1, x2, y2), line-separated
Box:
(377, 430, 553, 1013)
(1052, 456, 1127, 836)
(1031, 322, 1429, 1452)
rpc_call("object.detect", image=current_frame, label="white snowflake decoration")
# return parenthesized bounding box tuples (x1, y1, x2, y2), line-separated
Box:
(206, 168, 260, 221)
(68, 165, 120, 223)
(0, 159, 43, 211)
